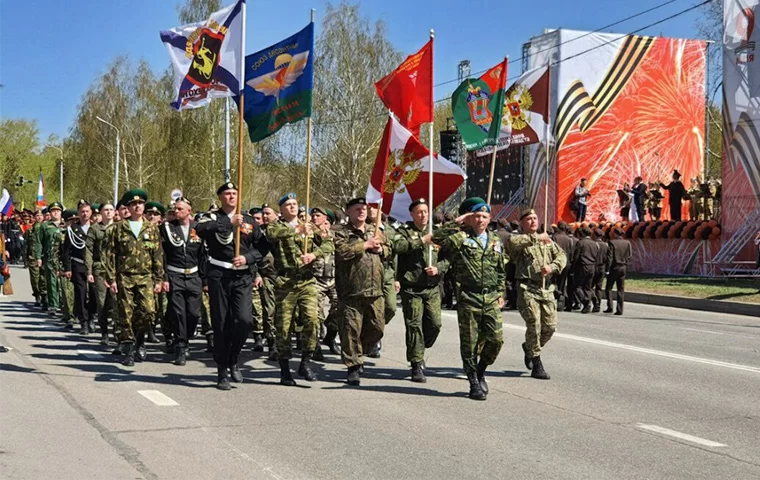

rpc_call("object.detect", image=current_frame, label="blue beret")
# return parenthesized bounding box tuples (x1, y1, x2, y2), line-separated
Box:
(471, 203, 491, 213)
(278, 192, 296, 206)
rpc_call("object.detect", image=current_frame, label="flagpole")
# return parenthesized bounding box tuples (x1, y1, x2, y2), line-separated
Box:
(234, 0, 246, 258)
(542, 64, 552, 289)
(427, 29, 434, 267)
(225, 97, 231, 182)
(304, 8, 315, 254)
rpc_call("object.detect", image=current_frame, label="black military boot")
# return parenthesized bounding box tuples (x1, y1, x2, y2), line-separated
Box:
(135, 332, 147, 362)
(322, 328, 341, 355)
(410, 361, 426, 383)
(581, 304, 591, 314)
(603, 307, 613, 314)
(80, 320, 90, 335)
(267, 337, 278, 362)
(121, 343, 135, 367)
(252, 334, 265, 352)
(147, 325, 159, 344)
(205, 332, 215, 353)
(531, 356, 551, 380)
(521, 342, 533, 370)
(592, 303, 601, 313)
(279, 359, 296, 386)
(467, 371, 487, 401)
(217, 365, 231, 391)
(298, 352, 317, 382)
(165, 339, 176, 354)
(347, 365, 361, 386)
(174, 346, 187, 366)
(111, 342, 125, 356)
(312, 342, 325, 362)
(476, 359, 489, 395)
(367, 340, 382, 358)
(229, 364, 243, 382)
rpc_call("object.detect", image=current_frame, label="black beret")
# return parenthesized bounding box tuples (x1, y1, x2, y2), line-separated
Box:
(217, 182, 237, 195)
(409, 198, 427, 212)
(346, 197, 367, 208)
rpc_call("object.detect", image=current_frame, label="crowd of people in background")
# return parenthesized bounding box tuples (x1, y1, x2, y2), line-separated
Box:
(571, 170, 721, 223)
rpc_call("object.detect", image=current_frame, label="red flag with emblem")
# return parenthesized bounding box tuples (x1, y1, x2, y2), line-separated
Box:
(374, 40, 433, 137)
(366, 115, 465, 222)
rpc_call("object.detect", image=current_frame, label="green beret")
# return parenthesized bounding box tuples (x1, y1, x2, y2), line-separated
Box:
(77, 199, 90, 209)
(145, 201, 165, 215)
(91, 203, 102, 213)
(123, 188, 148, 205)
(325, 208, 336, 224)
(519, 207, 536, 220)
(458, 197, 485, 215)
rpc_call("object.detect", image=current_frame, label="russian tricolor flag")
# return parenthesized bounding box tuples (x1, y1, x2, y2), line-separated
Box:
(0, 189, 14, 216)
(36, 172, 46, 209)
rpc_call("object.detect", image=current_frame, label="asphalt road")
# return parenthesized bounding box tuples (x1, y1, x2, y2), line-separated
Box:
(1, 265, 759, 479)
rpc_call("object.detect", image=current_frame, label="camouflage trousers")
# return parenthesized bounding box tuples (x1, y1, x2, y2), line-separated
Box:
(117, 274, 155, 343)
(400, 287, 442, 363)
(93, 264, 117, 336)
(200, 290, 213, 336)
(60, 276, 75, 321)
(456, 290, 503, 375)
(252, 277, 275, 339)
(382, 268, 397, 324)
(27, 257, 43, 299)
(517, 283, 558, 358)
(274, 277, 319, 359)
(44, 265, 60, 310)
(316, 277, 338, 332)
(339, 295, 385, 368)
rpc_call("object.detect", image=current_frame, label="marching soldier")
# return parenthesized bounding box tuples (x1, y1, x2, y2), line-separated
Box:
(572, 227, 599, 314)
(592, 228, 608, 313)
(63, 200, 97, 335)
(334, 197, 390, 386)
(248, 207, 267, 353)
(103, 189, 164, 367)
(37, 202, 64, 317)
(509, 208, 566, 381)
(310, 207, 340, 358)
(429, 198, 506, 400)
(604, 227, 632, 315)
(160, 198, 205, 366)
(266, 193, 333, 386)
(257, 204, 278, 361)
(195, 182, 268, 390)
(26, 209, 46, 306)
(59, 209, 77, 328)
(145, 201, 166, 344)
(86, 202, 116, 345)
(395, 198, 448, 383)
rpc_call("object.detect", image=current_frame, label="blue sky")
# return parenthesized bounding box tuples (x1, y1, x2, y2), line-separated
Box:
(0, 0, 710, 140)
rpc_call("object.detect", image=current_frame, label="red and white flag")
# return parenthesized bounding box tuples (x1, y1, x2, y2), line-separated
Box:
(367, 115, 465, 222)
(374, 40, 433, 137)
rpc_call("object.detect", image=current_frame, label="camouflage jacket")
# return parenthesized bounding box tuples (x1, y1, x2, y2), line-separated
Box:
(432, 221, 506, 294)
(311, 230, 336, 281)
(26, 222, 43, 260)
(394, 222, 449, 289)
(506, 233, 567, 287)
(380, 222, 398, 281)
(334, 222, 391, 298)
(103, 219, 163, 285)
(39, 220, 64, 268)
(266, 219, 334, 279)
(85, 222, 109, 276)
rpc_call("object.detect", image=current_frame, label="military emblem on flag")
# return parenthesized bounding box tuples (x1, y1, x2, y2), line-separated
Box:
(451, 59, 508, 151)
(160, 0, 245, 110)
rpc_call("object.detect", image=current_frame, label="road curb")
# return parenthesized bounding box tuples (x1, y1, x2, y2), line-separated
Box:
(627, 292, 760, 318)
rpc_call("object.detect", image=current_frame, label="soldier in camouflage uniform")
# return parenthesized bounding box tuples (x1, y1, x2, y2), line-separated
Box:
(367, 205, 398, 358)
(509, 208, 567, 381)
(103, 189, 164, 367)
(266, 193, 333, 386)
(334, 197, 391, 386)
(59, 209, 77, 328)
(395, 198, 448, 383)
(310, 207, 340, 358)
(430, 198, 506, 401)
(86, 202, 116, 345)
(36, 202, 64, 315)
(145, 201, 166, 344)
(26, 209, 46, 306)
(256, 204, 279, 361)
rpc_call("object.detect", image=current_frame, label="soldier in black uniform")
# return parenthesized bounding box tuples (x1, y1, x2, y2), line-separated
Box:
(195, 182, 269, 391)
(552, 221, 574, 310)
(571, 227, 600, 314)
(592, 228, 609, 313)
(62, 199, 97, 335)
(160, 198, 206, 366)
(604, 227, 632, 315)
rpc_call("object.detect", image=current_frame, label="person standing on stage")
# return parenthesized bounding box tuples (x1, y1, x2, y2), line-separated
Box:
(195, 182, 268, 391)
(660, 170, 687, 221)
(573, 178, 591, 222)
(631, 177, 647, 221)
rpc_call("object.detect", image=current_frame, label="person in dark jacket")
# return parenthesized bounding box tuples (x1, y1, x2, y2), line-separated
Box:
(571, 227, 600, 314)
(592, 228, 609, 313)
(604, 228, 632, 315)
(552, 221, 574, 310)
(660, 170, 687, 221)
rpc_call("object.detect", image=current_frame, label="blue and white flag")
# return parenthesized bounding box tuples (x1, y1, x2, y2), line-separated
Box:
(160, 0, 246, 110)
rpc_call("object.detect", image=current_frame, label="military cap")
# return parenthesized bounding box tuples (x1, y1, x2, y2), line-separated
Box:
(408, 198, 427, 212)
(261, 203, 270, 210)
(216, 182, 237, 195)
(345, 197, 367, 209)
(249, 207, 262, 215)
(165, 203, 175, 213)
(519, 207, 537, 220)
(76, 199, 90, 209)
(62, 209, 78, 221)
(458, 197, 485, 215)
(115, 199, 123, 210)
(310, 206, 327, 216)
(123, 188, 148, 205)
(48, 201, 63, 212)
(91, 203, 102, 213)
(145, 201, 165, 215)
(278, 192, 297, 206)
(673, 169, 682, 179)
(471, 202, 491, 213)
(41, 207, 49, 214)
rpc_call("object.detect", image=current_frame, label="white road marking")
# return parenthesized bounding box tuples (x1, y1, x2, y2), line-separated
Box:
(441, 312, 760, 374)
(138, 390, 179, 406)
(682, 328, 724, 335)
(77, 349, 104, 359)
(635, 424, 726, 447)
